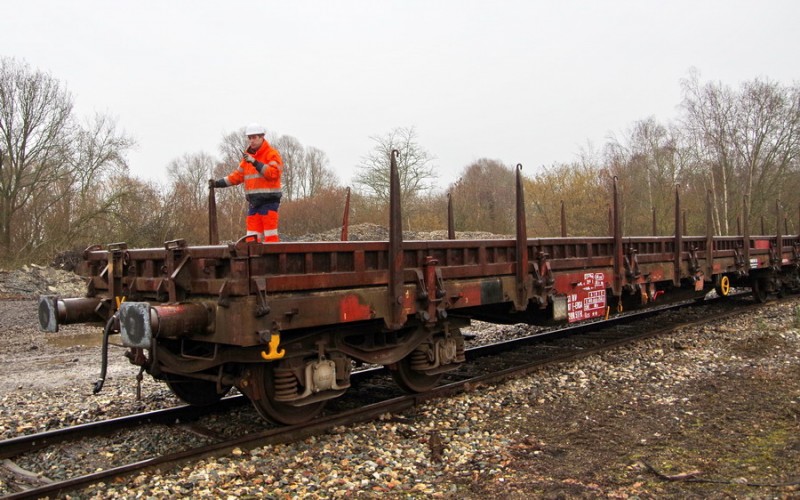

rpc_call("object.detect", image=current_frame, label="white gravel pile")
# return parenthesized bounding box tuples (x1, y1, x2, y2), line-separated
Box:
(0, 264, 86, 299)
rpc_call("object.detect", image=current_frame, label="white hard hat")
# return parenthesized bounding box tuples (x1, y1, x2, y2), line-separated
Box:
(245, 123, 266, 135)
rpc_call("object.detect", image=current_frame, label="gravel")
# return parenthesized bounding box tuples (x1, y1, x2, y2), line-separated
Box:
(1, 259, 799, 497)
(287, 223, 510, 242)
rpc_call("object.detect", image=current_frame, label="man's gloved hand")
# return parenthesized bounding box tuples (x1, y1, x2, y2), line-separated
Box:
(208, 179, 215, 189)
(243, 153, 256, 164)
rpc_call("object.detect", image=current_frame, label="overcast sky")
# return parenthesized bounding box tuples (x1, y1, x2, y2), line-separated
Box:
(2, 1, 798, 190)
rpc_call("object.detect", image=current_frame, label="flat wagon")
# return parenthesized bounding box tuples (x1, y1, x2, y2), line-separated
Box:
(39, 154, 800, 423)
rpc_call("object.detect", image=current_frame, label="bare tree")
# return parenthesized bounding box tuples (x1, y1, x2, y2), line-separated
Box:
(0, 58, 73, 257)
(97, 175, 176, 247)
(51, 114, 134, 245)
(732, 79, 800, 222)
(167, 152, 217, 212)
(273, 135, 304, 201)
(217, 128, 247, 175)
(681, 72, 739, 234)
(303, 146, 338, 198)
(162, 152, 219, 243)
(450, 159, 515, 234)
(680, 72, 800, 234)
(354, 126, 437, 204)
(280, 186, 349, 237)
(69, 113, 132, 191)
(0, 58, 135, 262)
(603, 117, 688, 234)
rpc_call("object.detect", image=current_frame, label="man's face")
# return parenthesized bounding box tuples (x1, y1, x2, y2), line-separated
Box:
(247, 134, 265, 150)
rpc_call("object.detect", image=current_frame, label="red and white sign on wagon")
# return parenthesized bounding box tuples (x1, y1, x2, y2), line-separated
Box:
(567, 272, 607, 323)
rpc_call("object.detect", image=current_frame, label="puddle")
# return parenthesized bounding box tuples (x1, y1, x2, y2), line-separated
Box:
(28, 356, 83, 368)
(46, 332, 105, 349)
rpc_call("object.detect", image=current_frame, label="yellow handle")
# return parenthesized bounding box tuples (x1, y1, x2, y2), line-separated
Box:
(260, 332, 285, 360)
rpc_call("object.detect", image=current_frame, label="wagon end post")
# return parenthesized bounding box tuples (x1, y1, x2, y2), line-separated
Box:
(514, 164, 529, 311)
(673, 185, 682, 287)
(208, 183, 219, 245)
(388, 149, 405, 330)
(705, 190, 714, 280)
(447, 192, 455, 240)
(613, 177, 623, 296)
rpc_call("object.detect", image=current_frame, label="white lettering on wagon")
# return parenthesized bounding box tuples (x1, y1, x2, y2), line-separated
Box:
(567, 272, 607, 323)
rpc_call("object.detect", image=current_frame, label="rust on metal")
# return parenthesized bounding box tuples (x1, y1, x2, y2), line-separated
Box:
(388, 149, 405, 330)
(341, 187, 351, 242)
(705, 190, 714, 280)
(163, 239, 191, 302)
(208, 184, 219, 245)
(673, 186, 682, 287)
(743, 195, 751, 267)
(652, 206, 657, 236)
(38, 296, 105, 332)
(683, 210, 688, 237)
(447, 193, 455, 240)
(154, 302, 214, 337)
(106, 242, 128, 312)
(419, 256, 442, 324)
(612, 177, 623, 296)
(775, 200, 783, 270)
(514, 164, 529, 311)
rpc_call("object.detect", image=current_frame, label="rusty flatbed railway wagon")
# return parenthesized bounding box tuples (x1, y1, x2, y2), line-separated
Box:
(39, 156, 800, 424)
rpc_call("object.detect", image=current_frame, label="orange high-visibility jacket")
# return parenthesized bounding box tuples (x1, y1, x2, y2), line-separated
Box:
(222, 140, 283, 207)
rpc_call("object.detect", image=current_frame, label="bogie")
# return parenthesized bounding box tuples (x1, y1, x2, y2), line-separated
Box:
(242, 363, 329, 425)
(390, 328, 466, 393)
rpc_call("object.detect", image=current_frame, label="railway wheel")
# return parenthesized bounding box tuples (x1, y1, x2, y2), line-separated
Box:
(714, 275, 731, 298)
(391, 350, 443, 393)
(249, 364, 326, 425)
(752, 278, 768, 303)
(165, 374, 231, 406)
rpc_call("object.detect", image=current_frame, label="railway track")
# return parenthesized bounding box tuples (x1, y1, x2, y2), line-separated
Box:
(0, 294, 764, 499)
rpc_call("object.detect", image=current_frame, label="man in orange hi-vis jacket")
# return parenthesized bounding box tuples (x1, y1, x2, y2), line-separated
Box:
(210, 123, 284, 242)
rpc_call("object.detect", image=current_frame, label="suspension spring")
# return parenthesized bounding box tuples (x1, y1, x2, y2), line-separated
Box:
(456, 339, 465, 361)
(273, 367, 298, 398)
(409, 348, 430, 371)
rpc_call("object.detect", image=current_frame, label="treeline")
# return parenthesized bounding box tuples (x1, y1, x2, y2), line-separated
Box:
(1, 59, 799, 267)
(526, 71, 800, 239)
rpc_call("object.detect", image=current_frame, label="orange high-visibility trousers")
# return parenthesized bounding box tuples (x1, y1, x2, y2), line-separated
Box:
(246, 209, 279, 242)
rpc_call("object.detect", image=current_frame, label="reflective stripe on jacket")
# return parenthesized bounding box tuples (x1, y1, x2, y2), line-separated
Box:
(224, 140, 283, 206)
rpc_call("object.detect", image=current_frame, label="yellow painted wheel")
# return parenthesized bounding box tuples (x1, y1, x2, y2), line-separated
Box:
(715, 276, 730, 297)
